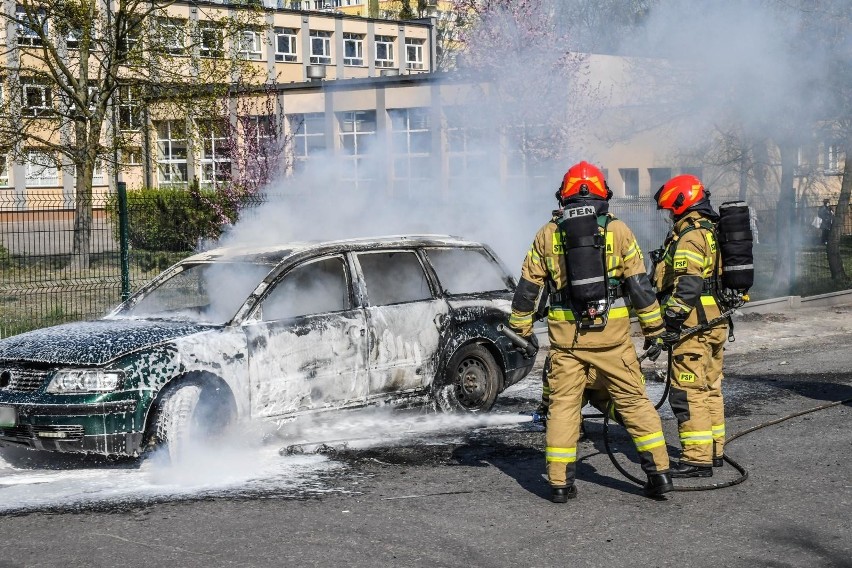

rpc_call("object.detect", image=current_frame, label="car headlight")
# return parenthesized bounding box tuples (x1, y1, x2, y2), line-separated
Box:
(46, 369, 124, 394)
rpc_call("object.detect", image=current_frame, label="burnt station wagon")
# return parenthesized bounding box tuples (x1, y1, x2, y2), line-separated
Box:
(0, 235, 536, 458)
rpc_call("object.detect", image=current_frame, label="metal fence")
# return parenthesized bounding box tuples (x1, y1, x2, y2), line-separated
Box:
(1, 190, 850, 338)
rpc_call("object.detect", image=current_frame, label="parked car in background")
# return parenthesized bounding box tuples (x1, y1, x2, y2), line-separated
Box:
(0, 235, 537, 460)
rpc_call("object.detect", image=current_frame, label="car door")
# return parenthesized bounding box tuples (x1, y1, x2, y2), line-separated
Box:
(243, 254, 368, 419)
(353, 249, 448, 399)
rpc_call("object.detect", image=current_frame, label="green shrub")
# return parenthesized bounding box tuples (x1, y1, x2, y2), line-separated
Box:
(107, 183, 240, 252)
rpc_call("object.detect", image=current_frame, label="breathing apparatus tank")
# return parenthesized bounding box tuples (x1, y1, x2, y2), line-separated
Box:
(557, 204, 609, 328)
(717, 201, 754, 295)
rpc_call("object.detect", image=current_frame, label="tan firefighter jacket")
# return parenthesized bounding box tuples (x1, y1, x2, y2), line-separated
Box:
(509, 212, 664, 349)
(652, 211, 725, 329)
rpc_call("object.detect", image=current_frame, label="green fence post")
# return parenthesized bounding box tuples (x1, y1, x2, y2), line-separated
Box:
(118, 181, 130, 301)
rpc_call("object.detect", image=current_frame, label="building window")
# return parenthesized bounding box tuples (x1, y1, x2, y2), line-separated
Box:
(343, 33, 364, 66)
(119, 16, 142, 57)
(21, 79, 52, 116)
(118, 86, 141, 131)
(238, 30, 263, 61)
(504, 124, 548, 193)
(619, 168, 639, 197)
(310, 31, 332, 65)
(241, 115, 281, 182)
(16, 7, 47, 46)
(66, 28, 82, 49)
(375, 35, 395, 68)
(199, 23, 224, 58)
(25, 151, 59, 187)
(338, 111, 376, 186)
(648, 167, 672, 195)
(291, 113, 326, 171)
(390, 108, 431, 196)
(156, 18, 185, 55)
(199, 121, 231, 185)
(275, 28, 297, 62)
(825, 144, 842, 174)
(680, 166, 703, 179)
(121, 148, 142, 166)
(155, 120, 188, 185)
(405, 39, 424, 70)
(0, 156, 9, 187)
(445, 107, 490, 192)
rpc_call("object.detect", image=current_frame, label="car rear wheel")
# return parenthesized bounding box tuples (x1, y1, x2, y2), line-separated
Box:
(435, 344, 502, 413)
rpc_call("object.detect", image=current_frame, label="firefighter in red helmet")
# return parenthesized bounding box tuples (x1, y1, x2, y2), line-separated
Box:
(508, 161, 673, 502)
(653, 174, 727, 477)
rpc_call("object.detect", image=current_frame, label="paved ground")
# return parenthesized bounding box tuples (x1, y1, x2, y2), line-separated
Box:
(0, 303, 850, 568)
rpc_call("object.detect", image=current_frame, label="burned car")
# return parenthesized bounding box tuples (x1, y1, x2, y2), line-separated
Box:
(0, 235, 536, 458)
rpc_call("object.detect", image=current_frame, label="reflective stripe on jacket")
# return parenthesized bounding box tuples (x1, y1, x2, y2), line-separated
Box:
(509, 214, 663, 349)
(653, 211, 724, 328)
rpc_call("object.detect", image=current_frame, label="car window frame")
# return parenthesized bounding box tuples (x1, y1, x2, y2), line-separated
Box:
(422, 245, 515, 297)
(248, 253, 354, 322)
(352, 247, 438, 307)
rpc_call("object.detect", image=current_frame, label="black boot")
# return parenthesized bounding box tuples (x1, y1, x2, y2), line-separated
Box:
(713, 456, 724, 468)
(551, 485, 578, 503)
(644, 472, 674, 498)
(671, 462, 713, 478)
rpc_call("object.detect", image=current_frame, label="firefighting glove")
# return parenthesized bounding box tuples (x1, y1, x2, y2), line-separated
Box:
(661, 309, 688, 348)
(642, 336, 664, 362)
(522, 332, 540, 357)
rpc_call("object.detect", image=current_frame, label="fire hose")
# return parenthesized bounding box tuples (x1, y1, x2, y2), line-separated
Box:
(500, 313, 852, 492)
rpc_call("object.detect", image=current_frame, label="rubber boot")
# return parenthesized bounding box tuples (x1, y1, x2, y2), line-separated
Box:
(551, 485, 577, 503)
(713, 456, 724, 468)
(644, 472, 674, 498)
(671, 462, 713, 478)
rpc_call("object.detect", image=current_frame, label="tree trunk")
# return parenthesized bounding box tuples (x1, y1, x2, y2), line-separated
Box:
(738, 148, 749, 201)
(827, 148, 851, 280)
(72, 163, 94, 270)
(770, 142, 797, 296)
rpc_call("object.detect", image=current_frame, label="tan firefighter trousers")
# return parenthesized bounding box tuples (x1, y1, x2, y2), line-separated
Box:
(545, 339, 670, 487)
(668, 325, 727, 466)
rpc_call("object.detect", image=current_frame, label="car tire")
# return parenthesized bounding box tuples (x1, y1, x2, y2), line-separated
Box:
(435, 343, 502, 413)
(154, 383, 203, 464)
(153, 380, 233, 464)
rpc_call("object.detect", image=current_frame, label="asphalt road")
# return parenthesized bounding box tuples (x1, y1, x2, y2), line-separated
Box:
(1, 308, 850, 568)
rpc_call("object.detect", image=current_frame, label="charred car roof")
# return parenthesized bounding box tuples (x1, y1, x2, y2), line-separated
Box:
(184, 234, 483, 265)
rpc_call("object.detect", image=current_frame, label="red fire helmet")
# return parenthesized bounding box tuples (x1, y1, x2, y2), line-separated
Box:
(559, 161, 611, 202)
(654, 174, 706, 216)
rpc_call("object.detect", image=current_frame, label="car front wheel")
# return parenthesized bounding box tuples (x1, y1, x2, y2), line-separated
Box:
(152, 381, 232, 463)
(435, 344, 502, 413)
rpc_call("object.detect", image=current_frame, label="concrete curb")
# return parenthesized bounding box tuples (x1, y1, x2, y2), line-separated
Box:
(739, 289, 852, 313)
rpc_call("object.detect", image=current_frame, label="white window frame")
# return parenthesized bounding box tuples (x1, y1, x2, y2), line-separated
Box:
(405, 38, 424, 70)
(825, 144, 841, 174)
(238, 30, 263, 61)
(25, 151, 59, 187)
(118, 86, 141, 131)
(158, 18, 185, 55)
(22, 81, 52, 116)
(374, 35, 395, 68)
(275, 29, 297, 62)
(390, 108, 431, 195)
(310, 30, 332, 65)
(199, 121, 231, 185)
(0, 155, 9, 188)
(291, 113, 327, 171)
(343, 33, 363, 66)
(155, 120, 188, 186)
(338, 111, 376, 187)
(16, 8, 46, 46)
(199, 23, 224, 58)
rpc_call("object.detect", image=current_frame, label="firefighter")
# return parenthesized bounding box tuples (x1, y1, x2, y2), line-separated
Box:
(508, 161, 673, 502)
(653, 174, 727, 478)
